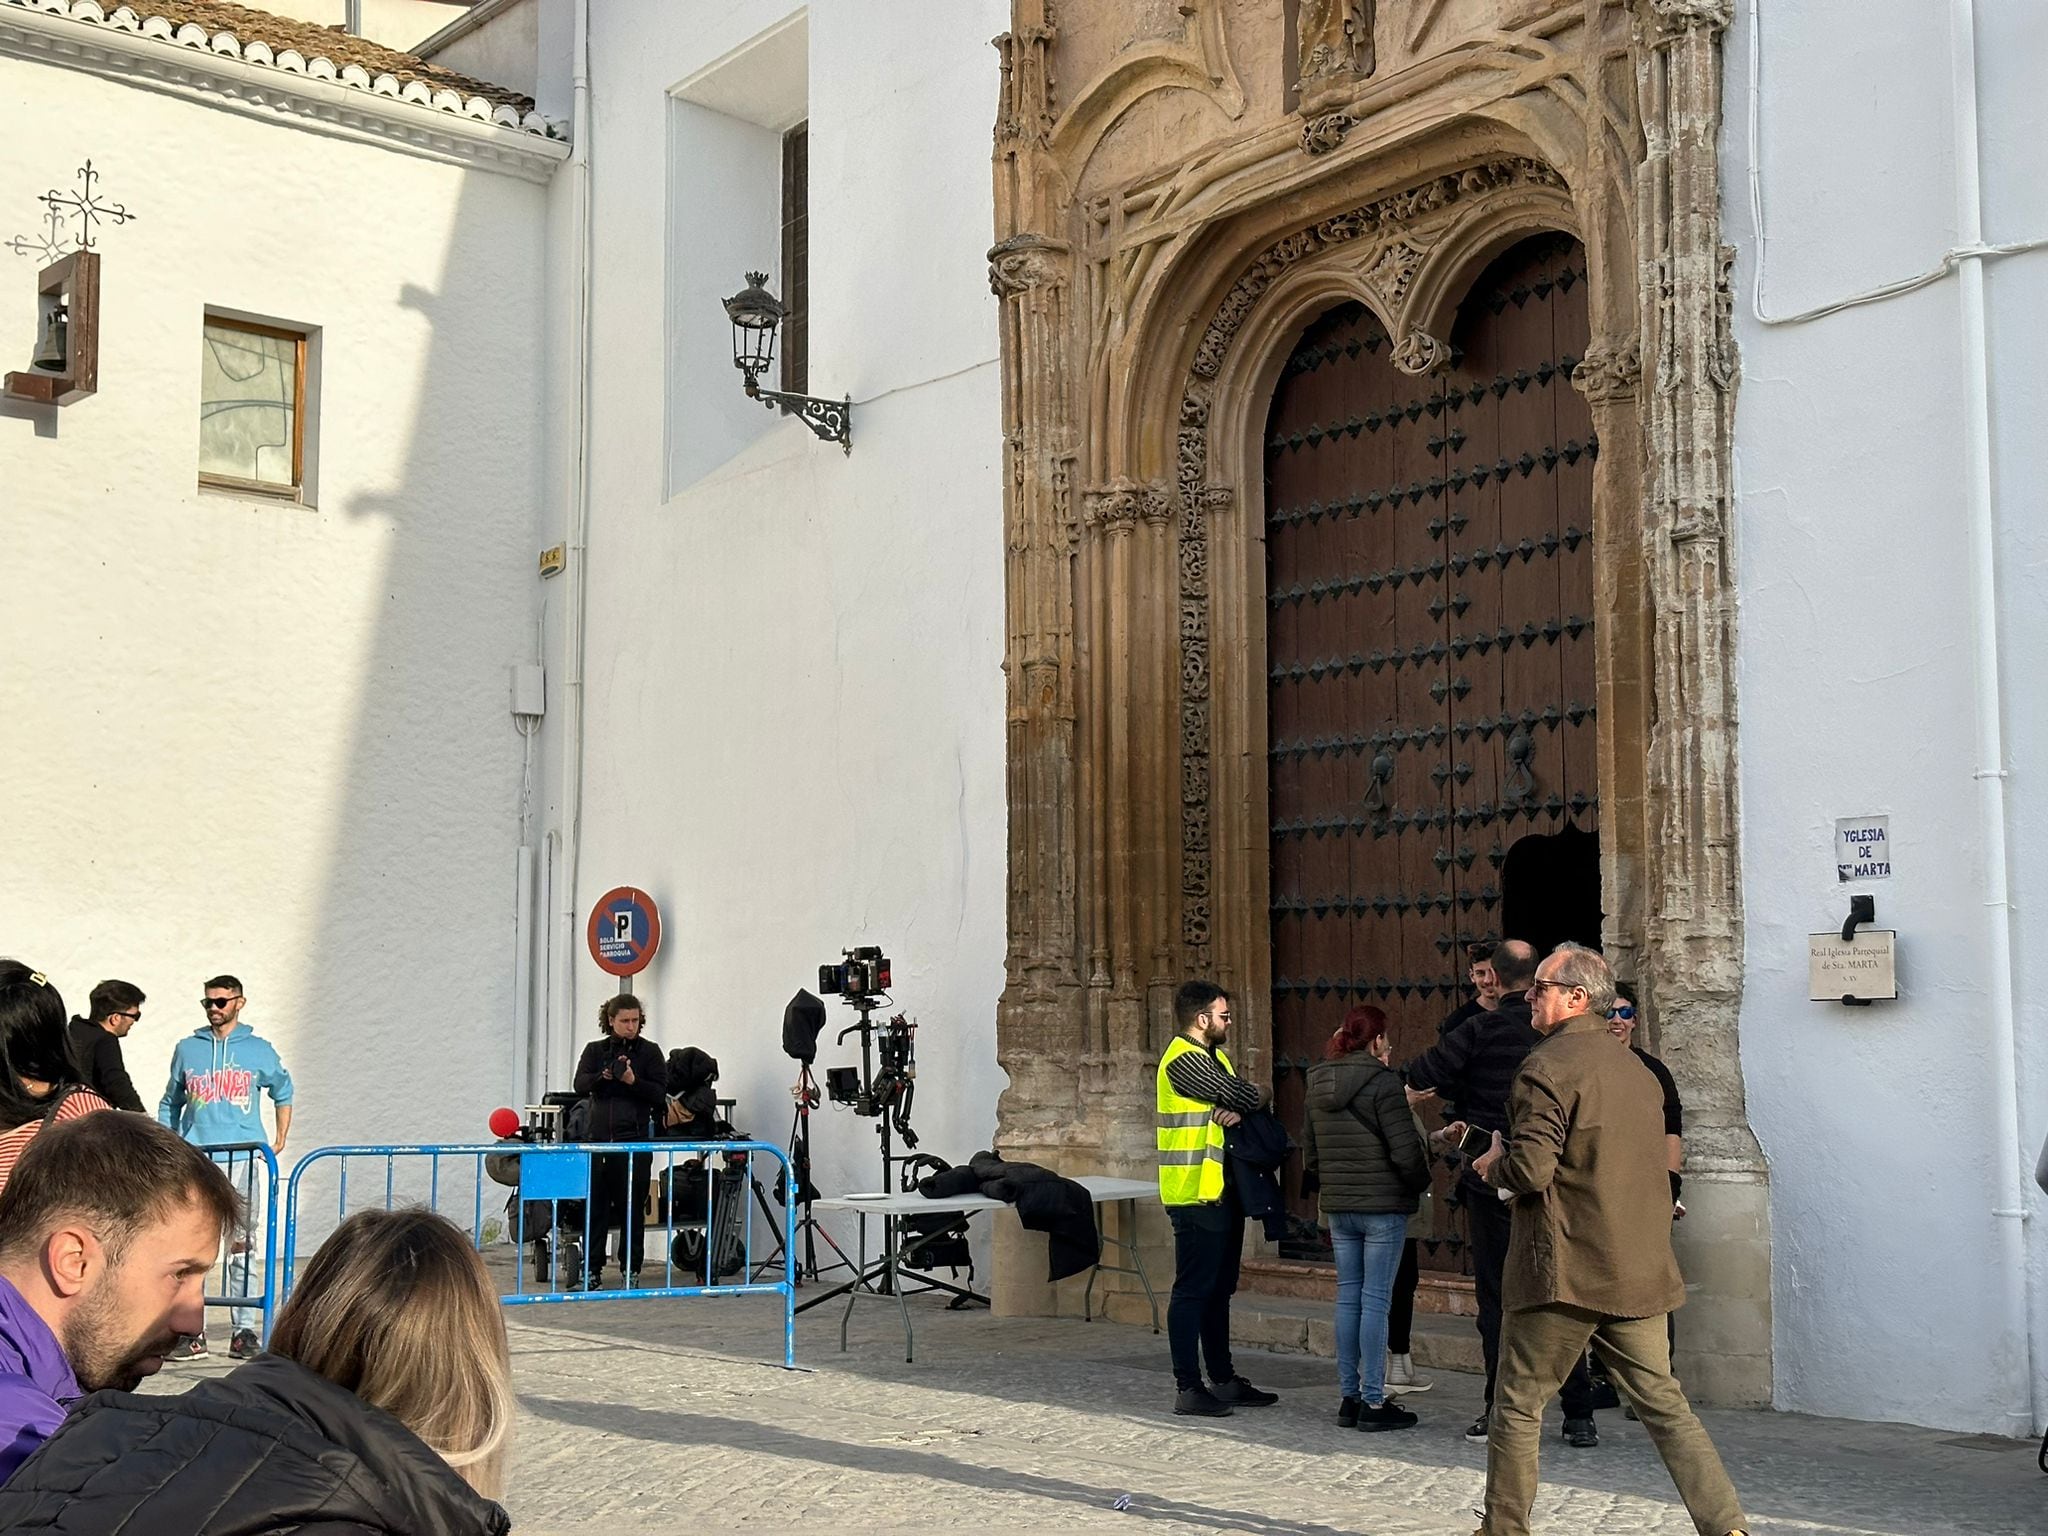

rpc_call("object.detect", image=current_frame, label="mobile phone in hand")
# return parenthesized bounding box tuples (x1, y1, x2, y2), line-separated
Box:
(1457, 1124, 1494, 1158)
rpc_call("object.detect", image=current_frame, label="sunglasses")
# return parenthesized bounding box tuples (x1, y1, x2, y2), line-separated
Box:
(110, 1010, 141, 1022)
(201, 997, 239, 1010)
(1527, 978, 1582, 994)
(1610, 1004, 1636, 1021)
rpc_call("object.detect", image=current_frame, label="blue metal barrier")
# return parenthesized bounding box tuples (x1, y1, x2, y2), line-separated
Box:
(204, 1143, 280, 1343)
(282, 1140, 797, 1367)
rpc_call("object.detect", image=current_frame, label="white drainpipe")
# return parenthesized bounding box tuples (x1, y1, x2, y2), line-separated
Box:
(548, 0, 595, 1093)
(1948, 0, 2038, 1438)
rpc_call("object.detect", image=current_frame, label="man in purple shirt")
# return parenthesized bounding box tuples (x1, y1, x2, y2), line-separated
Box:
(0, 1113, 239, 1481)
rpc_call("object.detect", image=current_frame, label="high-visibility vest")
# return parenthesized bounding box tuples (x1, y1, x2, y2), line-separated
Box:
(1156, 1035, 1229, 1206)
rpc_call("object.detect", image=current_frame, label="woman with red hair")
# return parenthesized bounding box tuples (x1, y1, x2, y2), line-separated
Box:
(1301, 1003, 1431, 1430)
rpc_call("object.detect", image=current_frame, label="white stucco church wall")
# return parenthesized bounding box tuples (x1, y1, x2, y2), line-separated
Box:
(0, 48, 553, 1156)
(535, 0, 1012, 1221)
(1727, 0, 2048, 1435)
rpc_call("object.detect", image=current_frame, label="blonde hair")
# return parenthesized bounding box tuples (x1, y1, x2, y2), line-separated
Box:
(269, 1208, 512, 1499)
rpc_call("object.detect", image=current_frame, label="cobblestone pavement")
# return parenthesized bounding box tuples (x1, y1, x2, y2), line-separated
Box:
(441, 1285, 2039, 1536)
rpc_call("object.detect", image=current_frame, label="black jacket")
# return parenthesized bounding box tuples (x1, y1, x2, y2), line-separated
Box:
(1403, 995, 1541, 1139)
(1222, 1110, 1293, 1241)
(0, 1353, 509, 1535)
(662, 1046, 722, 1133)
(917, 1152, 1102, 1281)
(573, 1034, 667, 1141)
(1301, 1054, 1429, 1214)
(64, 1018, 142, 1114)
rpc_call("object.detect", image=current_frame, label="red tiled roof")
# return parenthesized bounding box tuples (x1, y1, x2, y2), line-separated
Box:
(6, 0, 551, 131)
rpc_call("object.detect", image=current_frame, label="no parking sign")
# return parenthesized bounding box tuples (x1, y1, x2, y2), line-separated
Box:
(586, 886, 661, 977)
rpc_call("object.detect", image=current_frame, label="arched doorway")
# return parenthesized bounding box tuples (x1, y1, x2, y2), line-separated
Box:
(1263, 232, 1600, 1267)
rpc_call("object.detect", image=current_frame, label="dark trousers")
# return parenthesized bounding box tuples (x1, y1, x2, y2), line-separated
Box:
(1168, 1201, 1243, 1391)
(1388, 1236, 1420, 1354)
(592, 1150, 653, 1277)
(1465, 1182, 1594, 1418)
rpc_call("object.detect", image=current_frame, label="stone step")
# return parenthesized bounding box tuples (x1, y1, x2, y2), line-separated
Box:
(1228, 1290, 1485, 1373)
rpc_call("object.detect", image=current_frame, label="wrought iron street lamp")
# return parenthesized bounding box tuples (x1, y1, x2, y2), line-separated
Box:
(722, 271, 851, 453)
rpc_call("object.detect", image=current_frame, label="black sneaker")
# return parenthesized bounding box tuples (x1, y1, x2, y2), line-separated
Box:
(626, 1269, 643, 1290)
(1337, 1395, 1361, 1428)
(229, 1329, 260, 1360)
(1210, 1376, 1278, 1408)
(164, 1334, 207, 1363)
(1356, 1399, 1419, 1432)
(1563, 1415, 1600, 1447)
(1173, 1386, 1233, 1417)
(584, 1271, 606, 1291)
(1464, 1410, 1490, 1441)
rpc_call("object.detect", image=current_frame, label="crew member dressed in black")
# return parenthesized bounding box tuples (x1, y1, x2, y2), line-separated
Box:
(1156, 980, 1279, 1418)
(1403, 939, 1601, 1446)
(573, 995, 666, 1290)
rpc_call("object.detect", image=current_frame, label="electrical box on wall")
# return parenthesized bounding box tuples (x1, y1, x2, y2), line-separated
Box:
(510, 663, 546, 721)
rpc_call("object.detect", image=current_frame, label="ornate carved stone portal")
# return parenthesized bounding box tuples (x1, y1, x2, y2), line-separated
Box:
(989, 0, 1768, 1404)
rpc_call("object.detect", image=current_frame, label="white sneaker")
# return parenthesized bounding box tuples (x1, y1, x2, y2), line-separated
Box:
(1385, 1352, 1433, 1393)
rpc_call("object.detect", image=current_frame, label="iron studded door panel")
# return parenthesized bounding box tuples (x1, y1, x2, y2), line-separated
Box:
(1263, 233, 1598, 1263)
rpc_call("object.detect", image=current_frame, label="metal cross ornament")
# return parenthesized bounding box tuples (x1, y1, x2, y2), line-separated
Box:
(39, 161, 136, 251)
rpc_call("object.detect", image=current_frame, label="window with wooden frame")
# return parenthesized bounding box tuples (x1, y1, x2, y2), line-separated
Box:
(780, 121, 809, 396)
(198, 316, 308, 499)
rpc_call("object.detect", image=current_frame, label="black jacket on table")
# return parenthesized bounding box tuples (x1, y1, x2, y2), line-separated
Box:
(573, 1034, 667, 1141)
(1404, 994, 1542, 1194)
(63, 1017, 143, 1114)
(661, 1046, 722, 1134)
(1301, 1054, 1430, 1214)
(0, 1353, 509, 1535)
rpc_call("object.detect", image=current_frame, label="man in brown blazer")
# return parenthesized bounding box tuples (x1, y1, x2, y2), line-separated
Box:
(1468, 943, 1748, 1536)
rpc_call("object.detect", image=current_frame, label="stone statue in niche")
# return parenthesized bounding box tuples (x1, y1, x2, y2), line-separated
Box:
(1298, 0, 1374, 104)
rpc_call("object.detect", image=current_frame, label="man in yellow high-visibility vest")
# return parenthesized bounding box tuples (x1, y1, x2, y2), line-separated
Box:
(1157, 980, 1280, 1417)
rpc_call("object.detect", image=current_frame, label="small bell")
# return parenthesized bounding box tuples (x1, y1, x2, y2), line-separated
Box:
(30, 298, 67, 373)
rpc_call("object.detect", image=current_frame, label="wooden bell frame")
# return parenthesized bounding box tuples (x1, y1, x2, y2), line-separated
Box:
(5, 250, 99, 405)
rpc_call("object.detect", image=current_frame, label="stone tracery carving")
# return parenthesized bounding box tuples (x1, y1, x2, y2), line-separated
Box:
(1391, 328, 1450, 375)
(1299, 111, 1356, 155)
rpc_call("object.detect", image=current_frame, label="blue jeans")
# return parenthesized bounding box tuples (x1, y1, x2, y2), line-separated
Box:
(1330, 1210, 1408, 1403)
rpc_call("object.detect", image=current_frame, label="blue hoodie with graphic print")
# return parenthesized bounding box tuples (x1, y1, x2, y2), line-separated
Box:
(157, 1023, 293, 1147)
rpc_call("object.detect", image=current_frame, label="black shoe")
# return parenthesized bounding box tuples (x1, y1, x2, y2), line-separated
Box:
(626, 1269, 643, 1290)
(1465, 1410, 1490, 1442)
(1563, 1415, 1600, 1447)
(1210, 1376, 1278, 1408)
(1356, 1399, 1419, 1432)
(1173, 1386, 1233, 1417)
(1337, 1396, 1361, 1428)
(584, 1271, 605, 1291)
(228, 1329, 260, 1360)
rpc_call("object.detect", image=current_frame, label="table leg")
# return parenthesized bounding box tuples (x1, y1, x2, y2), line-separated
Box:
(1124, 1198, 1161, 1334)
(838, 1211, 868, 1353)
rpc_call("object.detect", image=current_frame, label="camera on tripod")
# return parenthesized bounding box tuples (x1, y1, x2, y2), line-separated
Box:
(819, 945, 891, 999)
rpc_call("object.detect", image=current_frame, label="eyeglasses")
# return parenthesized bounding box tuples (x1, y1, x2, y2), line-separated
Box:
(201, 997, 238, 1010)
(110, 1010, 141, 1022)
(1527, 979, 1583, 995)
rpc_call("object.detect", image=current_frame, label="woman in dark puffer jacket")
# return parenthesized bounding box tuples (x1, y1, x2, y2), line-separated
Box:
(1301, 1004, 1431, 1432)
(0, 1208, 513, 1535)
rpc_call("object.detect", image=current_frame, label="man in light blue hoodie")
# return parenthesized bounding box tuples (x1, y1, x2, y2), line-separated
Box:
(158, 974, 294, 1361)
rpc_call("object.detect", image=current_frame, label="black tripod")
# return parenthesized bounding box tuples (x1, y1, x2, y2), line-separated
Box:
(778, 1064, 854, 1284)
(794, 998, 986, 1320)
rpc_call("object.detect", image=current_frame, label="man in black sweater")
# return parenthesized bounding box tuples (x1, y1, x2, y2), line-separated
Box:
(65, 980, 146, 1114)
(1404, 940, 1600, 1445)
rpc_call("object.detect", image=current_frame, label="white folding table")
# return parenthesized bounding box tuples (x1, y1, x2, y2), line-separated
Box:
(809, 1175, 1161, 1361)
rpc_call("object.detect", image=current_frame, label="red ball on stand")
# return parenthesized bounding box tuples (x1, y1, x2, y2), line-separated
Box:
(487, 1107, 521, 1140)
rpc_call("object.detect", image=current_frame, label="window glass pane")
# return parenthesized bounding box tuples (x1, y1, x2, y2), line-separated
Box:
(199, 324, 297, 487)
